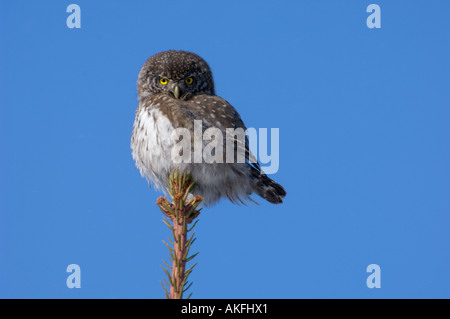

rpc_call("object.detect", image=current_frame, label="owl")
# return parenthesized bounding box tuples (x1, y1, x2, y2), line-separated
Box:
(131, 50, 286, 206)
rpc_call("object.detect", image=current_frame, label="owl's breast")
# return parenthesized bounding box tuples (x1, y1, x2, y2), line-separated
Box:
(131, 101, 176, 190)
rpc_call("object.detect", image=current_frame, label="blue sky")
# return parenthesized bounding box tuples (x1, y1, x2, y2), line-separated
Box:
(1, 0, 449, 298)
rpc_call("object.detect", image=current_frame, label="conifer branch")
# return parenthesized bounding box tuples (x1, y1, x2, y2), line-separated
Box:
(156, 170, 202, 299)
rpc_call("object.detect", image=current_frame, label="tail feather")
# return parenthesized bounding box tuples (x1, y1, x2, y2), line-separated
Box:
(250, 167, 286, 204)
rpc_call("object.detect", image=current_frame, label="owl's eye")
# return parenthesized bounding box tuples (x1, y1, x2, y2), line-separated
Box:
(185, 77, 194, 85)
(159, 78, 168, 85)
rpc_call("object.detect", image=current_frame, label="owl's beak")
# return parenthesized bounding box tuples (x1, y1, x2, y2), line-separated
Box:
(173, 85, 181, 99)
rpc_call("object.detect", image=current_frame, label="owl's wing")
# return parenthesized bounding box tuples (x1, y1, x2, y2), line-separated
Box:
(186, 94, 263, 173)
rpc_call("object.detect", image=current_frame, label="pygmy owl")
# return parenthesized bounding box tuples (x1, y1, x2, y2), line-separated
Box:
(131, 50, 286, 206)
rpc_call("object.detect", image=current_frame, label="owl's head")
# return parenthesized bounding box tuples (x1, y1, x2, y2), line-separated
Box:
(137, 50, 215, 100)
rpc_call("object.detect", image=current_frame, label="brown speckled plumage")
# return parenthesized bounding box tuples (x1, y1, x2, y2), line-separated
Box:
(131, 50, 286, 205)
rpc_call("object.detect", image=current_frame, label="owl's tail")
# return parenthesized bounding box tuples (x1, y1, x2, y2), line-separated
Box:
(251, 168, 286, 204)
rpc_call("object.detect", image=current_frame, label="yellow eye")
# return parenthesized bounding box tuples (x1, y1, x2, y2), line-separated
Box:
(185, 77, 194, 85)
(159, 78, 168, 85)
